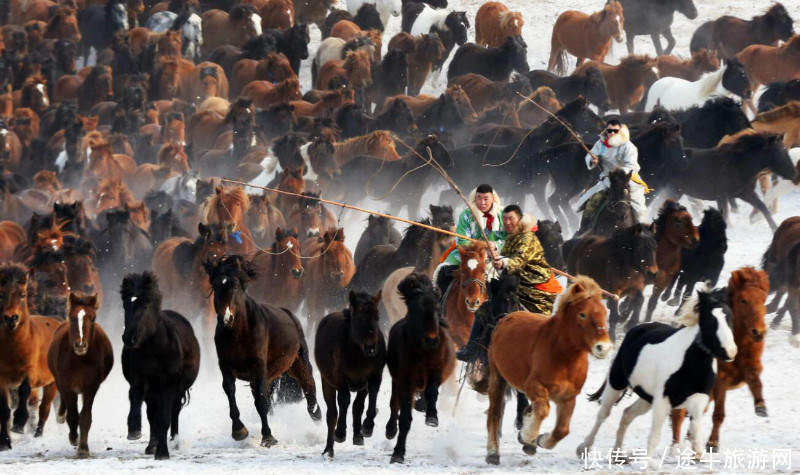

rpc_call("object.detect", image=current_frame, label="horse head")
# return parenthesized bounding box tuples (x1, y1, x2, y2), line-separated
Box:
(355, 3, 384, 31)
(535, 220, 565, 271)
(398, 272, 443, 349)
(445, 11, 470, 46)
(670, 0, 697, 19)
(728, 267, 769, 343)
(347, 289, 382, 357)
(557, 276, 611, 358)
(721, 58, 751, 100)
(45, 6, 81, 42)
(204, 254, 258, 328)
(365, 130, 400, 160)
(695, 288, 737, 362)
(556, 96, 604, 138)
(699, 208, 727, 252)
(763, 133, 796, 181)
(67, 292, 98, 356)
(0, 264, 31, 331)
(429, 203, 454, 230)
(617, 223, 658, 279)
(501, 35, 529, 74)
(581, 67, 611, 110)
(654, 200, 698, 249)
(120, 271, 162, 347)
(418, 33, 445, 63)
(457, 242, 488, 312)
(319, 228, 354, 287)
(273, 227, 303, 279)
(763, 3, 794, 42)
(596, 0, 624, 43)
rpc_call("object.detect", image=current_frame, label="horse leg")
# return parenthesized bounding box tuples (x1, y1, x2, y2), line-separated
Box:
(334, 389, 350, 443)
(390, 384, 414, 463)
(626, 35, 635, 55)
(649, 33, 664, 56)
(0, 387, 10, 450)
(251, 376, 276, 447)
(385, 380, 399, 440)
(34, 382, 57, 437)
(515, 391, 529, 431)
(321, 382, 337, 457)
(624, 290, 646, 332)
(154, 386, 174, 459)
(706, 383, 726, 451)
(77, 385, 99, 458)
(576, 380, 623, 458)
(607, 297, 621, 342)
(286, 349, 322, 421)
(766, 290, 784, 314)
(744, 366, 767, 418)
(11, 378, 31, 433)
(537, 397, 575, 450)
(361, 372, 381, 438)
(740, 191, 778, 231)
(790, 294, 800, 347)
(614, 397, 651, 455)
(670, 408, 686, 446)
(519, 382, 549, 453)
(423, 372, 441, 427)
(662, 272, 678, 303)
(646, 398, 670, 464)
(682, 393, 709, 458)
(127, 384, 144, 440)
(351, 389, 367, 446)
(662, 28, 676, 55)
(144, 394, 158, 455)
(486, 363, 507, 465)
(62, 390, 79, 447)
(221, 367, 248, 441)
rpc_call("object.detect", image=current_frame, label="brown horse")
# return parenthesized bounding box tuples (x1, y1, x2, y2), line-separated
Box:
(151, 57, 183, 101)
(448, 73, 523, 115)
(84, 140, 137, 186)
(249, 227, 304, 311)
(384, 85, 478, 122)
(761, 216, 800, 345)
(314, 130, 401, 168)
(640, 200, 699, 325)
(548, 0, 625, 75)
(28, 248, 70, 319)
(244, 193, 285, 246)
(202, 186, 256, 256)
(0, 125, 23, 173)
(205, 255, 322, 447)
(241, 77, 303, 109)
(387, 32, 445, 96)
(11, 108, 40, 150)
(671, 267, 769, 449)
(47, 292, 112, 458)
(259, 0, 294, 30)
(385, 272, 455, 463)
(185, 62, 229, 104)
(738, 35, 800, 88)
(0, 220, 25, 261)
(15, 74, 50, 117)
(231, 53, 296, 97)
(0, 263, 59, 448)
(475, 2, 523, 48)
(316, 49, 373, 90)
(44, 6, 81, 42)
(485, 276, 611, 465)
(443, 242, 488, 347)
(273, 167, 306, 218)
(302, 228, 356, 333)
(290, 88, 354, 120)
(656, 49, 720, 81)
(63, 238, 103, 310)
(575, 56, 659, 112)
(752, 101, 800, 148)
(201, 5, 262, 55)
(516, 86, 562, 127)
(91, 178, 135, 218)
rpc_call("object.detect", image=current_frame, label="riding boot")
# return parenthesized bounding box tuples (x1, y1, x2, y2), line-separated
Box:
(456, 316, 486, 363)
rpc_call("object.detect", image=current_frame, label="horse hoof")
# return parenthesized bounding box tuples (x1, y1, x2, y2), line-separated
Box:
(310, 405, 322, 422)
(413, 398, 427, 413)
(536, 433, 549, 448)
(127, 431, 142, 441)
(155, 451, 170, 461)
(334, 430, 346, 443)
(34, 427, 43, 438)
(386, 423, 397, 440)
(0, 437, 10, 451)
(322, 448, 334, 458)
(69, 433, 79, 446)
(390, 454, 404, 464)
(518, 432, 536, 455)
(706, 442, 718, 453)
(145, 444, 156, 455)
(486, 453, 500, 465)
(425, 415, 438, 427)
(261, 435, 278, 448)
(10, 425, 24, 434)
(77, 448, 90, 459)
(353, 434, 364, 446)
(361, 422, 374, 438)
(57, 414, 66, 424)
(755, 405, 768, 417)
(232, 426, 249, 441)
(666, 298, 680, 307)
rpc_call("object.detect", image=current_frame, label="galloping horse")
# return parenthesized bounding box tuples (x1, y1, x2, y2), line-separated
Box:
(548, 1, 624, 75)
(443, 242, 488, 347)
(249, 228, 305, 312)
(202, 186, 256, 256)
(485, 277, 611, 465)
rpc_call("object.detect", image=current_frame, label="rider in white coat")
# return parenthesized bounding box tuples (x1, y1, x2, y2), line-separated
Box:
(576, 119, 649, 222)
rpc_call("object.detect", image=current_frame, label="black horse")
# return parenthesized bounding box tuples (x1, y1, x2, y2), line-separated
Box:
(120, 272, 200, 460)
(525, 67, 610, 110)
(758, 79, 800, 113)
(575, 168, 635, 238)
(368, 49, 408, 110)
(671, 132, 796, 230)
(77, 0, 128, 61)
(354, 215, 402, 267)
(261, 24, 311, 75)
(663, 207, 727, 307)
(447, 36, 529, 82)
(335, 100, 417, 138)
(674, 97, 751, 148)
(92, 209, 153, 281)
(619, 0, 697, 55)
(536, 220, 566, 271)
(321, 5, 384, 38)
(315, 290, 386, 458)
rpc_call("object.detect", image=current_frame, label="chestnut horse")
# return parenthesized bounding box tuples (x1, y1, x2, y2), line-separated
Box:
(656, 49, 720, 82)
(0, 263, 59, 449)
(671, 267, 769, 450)
(244, 193, 286, 246)
(485, 276, 612, 465)
(0, 220, 25, 261)
(259, 0, 295, 30)
(385, 273, 455, 463)
(47, 292, 112, 458)
(475, 2, 524, 48)
(639, 200, 699, 325)
(737, 35, 800, 88)
(316, 49, 373, 90)
(84, 140, 137, 186)
(301, 228, 356, 333)
(752, 101, 800, 148)
(249, 227, 304, 312)
(202, 186, 256, 256)
(444, 242, 488, 347)
(548, 0, 625, 75)
(185, 62, 230, 104)
(241, 77, 303, 109)
(575, 56, 659, 113)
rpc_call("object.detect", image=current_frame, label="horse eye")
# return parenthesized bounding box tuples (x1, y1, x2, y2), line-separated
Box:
(579, 312, 587, 319)
(740, 299, 746, 305)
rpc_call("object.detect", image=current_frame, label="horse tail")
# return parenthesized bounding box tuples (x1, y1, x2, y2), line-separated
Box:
(548, 25, 567, 75)
(180, 387, 192, 408)
(586, 380, 606, 402)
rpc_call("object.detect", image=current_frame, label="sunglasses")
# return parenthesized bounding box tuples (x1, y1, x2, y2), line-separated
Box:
(606, 128, 620, 134)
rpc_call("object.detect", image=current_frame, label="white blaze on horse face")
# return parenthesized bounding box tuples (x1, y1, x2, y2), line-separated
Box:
(35, 83, 49, 106)
(652, 66, 659, 76)
(286, 241, 293, 249)
(308, 227, 320, 237)
(222, 277, 227, 285)
(466, 258, 478, 271)
(51, 239, 59, 251)
(0, 128, 7, 136)
(224, 306, 234, 325)
(251, 14, 263, 36)
(77, 309, 85, 345)
(711, 307, 737, 361)
(130, 296, 137, 303)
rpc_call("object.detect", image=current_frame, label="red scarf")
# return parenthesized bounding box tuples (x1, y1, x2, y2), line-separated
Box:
(603, 137, 611, 147)
(483, 211, 494, 231)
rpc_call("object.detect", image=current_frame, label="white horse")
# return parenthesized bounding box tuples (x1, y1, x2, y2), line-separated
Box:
(347, 0, 401, 28)
(577, 288, 737, 466)
(645, 59, 752, 112)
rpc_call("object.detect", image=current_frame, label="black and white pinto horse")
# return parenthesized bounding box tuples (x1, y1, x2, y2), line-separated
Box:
(145, 8, 204, 62)
(576, 288, 737, 464)
(402, 2, 469, 84)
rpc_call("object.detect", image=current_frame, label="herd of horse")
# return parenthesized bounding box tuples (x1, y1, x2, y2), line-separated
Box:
(0, 0, 798, 468)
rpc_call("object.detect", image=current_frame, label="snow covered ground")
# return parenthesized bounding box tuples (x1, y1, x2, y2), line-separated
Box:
(3, 0, 800, 473)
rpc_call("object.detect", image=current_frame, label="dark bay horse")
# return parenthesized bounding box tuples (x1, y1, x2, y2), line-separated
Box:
(485, 277, 611, 465)
(575, 168, 634, 238)
(47, 292, 113, 458)
(761, 217, 800, 345)
(120, 272, 200, 460)
(385, 273, 454, 463)
(315, 290, 385, 458)
(205, 256, 321, 447)
(619, 0, 697, 55)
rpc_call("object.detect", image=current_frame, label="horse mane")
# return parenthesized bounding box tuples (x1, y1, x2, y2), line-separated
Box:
(714, 128, 761, 148)
(698, 66, 726, 97)
(0, 263, 29, 288)
(674, 290, 703, 327)
(654, 200, 687, 241)
(229, 4, 258, 23)
(755, 101, 800, 123)
(618, 55, 653, 70)
(121, 271, 162, 310)
(30, 249, 66, 267)
(203, 186, 250, 224)
(784, 35, 800, 54)
(554, 275, 603, 316)
(762, 2, 790, 23)
(729, 266, 769, 294)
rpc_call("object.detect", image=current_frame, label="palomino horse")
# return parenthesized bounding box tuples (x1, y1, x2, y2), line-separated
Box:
(671, 267, 769, 450)
(444, 242, 489, 347)
(47, 292, 113, 458)
(0, 263, 60, 448)
(302, 228, 356, 333)
(640, 200, 699, 325)
(249, 228, 305, 312)
(385, 273, 455, 463)
(548, 0, 624, 75)
(315, 289, 386, 458)
(204, 255, 322, 447)
(202, 186, 256, 256)
(485, 276, 611, 465)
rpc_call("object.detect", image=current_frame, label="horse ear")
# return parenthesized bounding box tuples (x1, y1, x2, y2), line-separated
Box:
(275, 227, 284, 240)
(198, 222, 210, 238)
(87, 294, 99, 311)
(215, 185, 223, 195)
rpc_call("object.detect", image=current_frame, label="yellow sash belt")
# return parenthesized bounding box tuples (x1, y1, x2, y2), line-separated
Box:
(631, 173, 653, 194)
